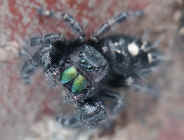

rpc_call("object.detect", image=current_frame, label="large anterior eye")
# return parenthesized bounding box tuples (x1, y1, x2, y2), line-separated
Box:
(60, 66, 87, 93)
(72, 74, 87, 93)
(61, 66, 78, 84)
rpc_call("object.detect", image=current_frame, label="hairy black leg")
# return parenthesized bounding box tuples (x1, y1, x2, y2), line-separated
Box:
(38, 33, 65, 67)
(30, 36, 43, 46)
(43, 33, 65, 44)
(21, 33, 64, 84)
(56, 89, 124, 128)
(56, 98, 107, 128)
(20, 53, 40, 84)
(30, 33, 65, 46)
(56, 113, 82, 128)
(91, 11, 143, 41)
(37, 8, 85, 41)
(100, 89, 125, 116)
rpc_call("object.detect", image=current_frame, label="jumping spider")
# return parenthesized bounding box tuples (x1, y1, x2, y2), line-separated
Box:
(20, 8, 160, 128)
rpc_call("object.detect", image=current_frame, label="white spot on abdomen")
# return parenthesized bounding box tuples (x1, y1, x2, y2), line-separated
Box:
(128, 42, 140, 56)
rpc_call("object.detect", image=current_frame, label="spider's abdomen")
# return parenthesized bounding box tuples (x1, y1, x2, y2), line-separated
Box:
(59, 44, 109, 97)
(99, 34, 159, 84)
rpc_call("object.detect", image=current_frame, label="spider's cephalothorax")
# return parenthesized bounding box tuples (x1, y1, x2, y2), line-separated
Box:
(20, 9, 160, 128)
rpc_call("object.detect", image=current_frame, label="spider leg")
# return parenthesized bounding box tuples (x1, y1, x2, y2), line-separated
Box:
(30, 33, 65, 46)
(21, 33, 64, 84)
(56, 113, 82, 128)
(56, 89, 124, 128)
(100, 89, 125, 116)
(30, 36, 43, 46)
(91, 10, 143, 41)
(56, 97, 107, 129)
(20, 50, 41, 84)
(37, 8, 85, 41)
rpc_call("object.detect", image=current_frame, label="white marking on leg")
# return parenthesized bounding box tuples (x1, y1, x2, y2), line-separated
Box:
(147, 53, 153, 63)
(126, 77, 134, 86)
(140, 41, 147, 51)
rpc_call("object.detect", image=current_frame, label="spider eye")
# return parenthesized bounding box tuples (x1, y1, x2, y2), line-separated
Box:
(61, 66, 78, 84)
(72, 74, 87, 93)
